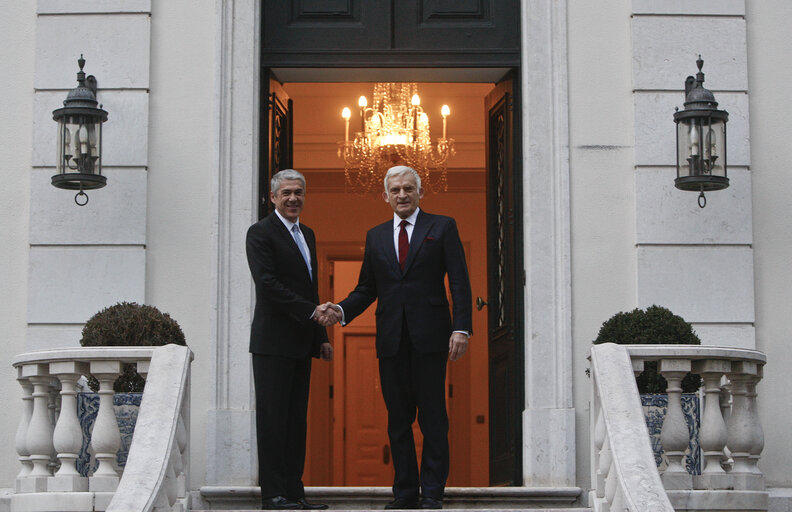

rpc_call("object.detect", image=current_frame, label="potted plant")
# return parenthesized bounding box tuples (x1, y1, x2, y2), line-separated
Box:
(593, 305, 701, 473)
(77, 301, 186, 475)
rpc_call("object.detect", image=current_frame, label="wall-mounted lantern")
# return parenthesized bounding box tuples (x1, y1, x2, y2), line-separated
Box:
(51, 55, 108, 206)
(673, 56, 728, 208)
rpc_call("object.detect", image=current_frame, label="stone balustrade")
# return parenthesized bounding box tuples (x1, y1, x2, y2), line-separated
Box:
(590, 343, 768, 512)
(11, 345, 192, 512)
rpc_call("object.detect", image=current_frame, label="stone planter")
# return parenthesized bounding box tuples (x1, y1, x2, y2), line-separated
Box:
(76, 392, 142, 476)
(641, 393, 701, 474)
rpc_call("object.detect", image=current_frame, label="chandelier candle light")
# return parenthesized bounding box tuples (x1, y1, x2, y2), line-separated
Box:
(338, 83, 455, 193)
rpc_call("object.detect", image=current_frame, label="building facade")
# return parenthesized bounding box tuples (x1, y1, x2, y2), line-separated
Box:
(1, 0, 790, 505)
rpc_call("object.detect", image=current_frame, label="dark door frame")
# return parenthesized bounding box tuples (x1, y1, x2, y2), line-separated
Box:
(258, 3, 525, 486)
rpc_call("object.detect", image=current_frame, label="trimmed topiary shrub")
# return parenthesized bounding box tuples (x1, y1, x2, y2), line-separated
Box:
(593, 305, 701, 393)
(81, 302, 186, 392)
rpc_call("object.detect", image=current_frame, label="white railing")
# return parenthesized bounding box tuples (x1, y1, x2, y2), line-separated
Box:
(590, 343, 675, 512)
(590, 343, 768, 512)
(11, 344, 192, 512)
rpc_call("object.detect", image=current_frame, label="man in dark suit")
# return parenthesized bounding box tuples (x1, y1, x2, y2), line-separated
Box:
(246, 169, 334, 510)
(328, 165, 472, 510)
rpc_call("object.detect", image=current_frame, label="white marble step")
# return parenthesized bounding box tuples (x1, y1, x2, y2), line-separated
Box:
(194, 486, 589, 511)
(192, 509, 592, 512)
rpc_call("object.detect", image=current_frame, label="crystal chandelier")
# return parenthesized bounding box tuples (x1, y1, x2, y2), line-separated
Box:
(338, 83, 455, 193)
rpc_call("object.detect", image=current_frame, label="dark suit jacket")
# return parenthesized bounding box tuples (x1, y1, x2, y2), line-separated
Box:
(339, 210, 473, 357)
(246, 213, 328, 359)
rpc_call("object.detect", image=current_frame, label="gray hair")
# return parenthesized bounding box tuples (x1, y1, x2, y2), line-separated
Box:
(383, 166, 421, 194)
(271, 169, 306, 195)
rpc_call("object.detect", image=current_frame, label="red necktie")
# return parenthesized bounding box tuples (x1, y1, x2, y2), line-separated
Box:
(398, 220, 409, 272)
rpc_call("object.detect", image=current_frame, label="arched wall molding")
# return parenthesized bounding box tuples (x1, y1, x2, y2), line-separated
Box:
(208, 0, 574, 487)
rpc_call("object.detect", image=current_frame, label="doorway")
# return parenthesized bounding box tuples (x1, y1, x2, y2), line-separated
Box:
(282, 82, 495, 486)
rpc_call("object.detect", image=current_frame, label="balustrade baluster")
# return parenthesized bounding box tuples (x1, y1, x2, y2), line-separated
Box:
(610, 485, 624, 512)
(746, 367, 765, 479)
(175, 409, 188, 499)
(691, 359, 732, 490)
(48, 379, 61, 477)
(727, 361, 764, 490)
(49, 361, 89, 492)
(88, 360, 122, 492)
(632, 358, 645, 380)
(659, 358, 693, 489)
(165, 443, 179, 506)
(594, 406, 607, 497)
(603, 456, 619, 512)
(22, 364, 55, 493)
(719, 380, 733, 471)
(15, 373, 33, 492)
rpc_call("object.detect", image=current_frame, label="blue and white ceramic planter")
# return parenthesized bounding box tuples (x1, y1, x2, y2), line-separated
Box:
(641, 393, 701, 475)
(76, 392, 142, 476)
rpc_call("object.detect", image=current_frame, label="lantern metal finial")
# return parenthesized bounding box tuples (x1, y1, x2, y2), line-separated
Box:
(673, 56, 729, 208)
(51, 56, 108, 206)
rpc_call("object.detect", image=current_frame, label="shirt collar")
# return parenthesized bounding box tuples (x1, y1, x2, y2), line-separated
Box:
(393, 207, 420, 229)
(274, 209, 300, 232)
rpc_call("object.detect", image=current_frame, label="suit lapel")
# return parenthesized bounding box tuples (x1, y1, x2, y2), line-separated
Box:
(375, 221, 402, 277)
(269, 214, 312, 281)
(404, 211, 433, 274)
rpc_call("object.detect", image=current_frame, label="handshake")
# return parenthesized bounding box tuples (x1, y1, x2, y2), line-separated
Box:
(313, 302, 343, 327)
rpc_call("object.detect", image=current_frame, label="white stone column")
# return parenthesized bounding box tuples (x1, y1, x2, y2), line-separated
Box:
(207, 0, 261, 486)
(88, 360, 121, 492)
(49, 360, 89, 492)
(520, 0, 575, 486)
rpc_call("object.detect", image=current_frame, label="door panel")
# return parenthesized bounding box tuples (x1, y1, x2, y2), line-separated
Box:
(262, 0, 390, 51)
(343, 333, 392, 485)
(393, 0, 520, 51)
(259, 72, 293, 220)
(261, 1, 519, 67)
(485, 74, 524, 486)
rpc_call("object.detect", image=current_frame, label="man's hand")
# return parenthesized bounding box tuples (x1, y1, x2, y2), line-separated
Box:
(319, 342, 334, 361)
(448, 332, 469, 361)
(313, 302, 342, 327)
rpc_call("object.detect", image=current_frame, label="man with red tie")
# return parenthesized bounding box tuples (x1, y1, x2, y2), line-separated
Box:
(331, 165, 473, 509)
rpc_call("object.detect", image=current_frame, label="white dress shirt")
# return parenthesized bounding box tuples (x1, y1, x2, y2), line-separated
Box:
(274, 209, 312, 278)
(392, 207, 421, 261)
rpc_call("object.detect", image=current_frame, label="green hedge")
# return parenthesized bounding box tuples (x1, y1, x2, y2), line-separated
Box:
(594, 305, 701, 393)
(81, 302, 185, 392)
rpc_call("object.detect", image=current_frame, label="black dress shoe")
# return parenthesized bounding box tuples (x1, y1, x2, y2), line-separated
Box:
(261, 496, 302, 510)
(420, 498, 443, 509)
(384, 497, 420, 509)
(296, 498, 328, 510)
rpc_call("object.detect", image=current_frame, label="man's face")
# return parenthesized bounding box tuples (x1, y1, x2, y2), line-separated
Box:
(383, 173, 424, 219)
(270, 179, 305, 222)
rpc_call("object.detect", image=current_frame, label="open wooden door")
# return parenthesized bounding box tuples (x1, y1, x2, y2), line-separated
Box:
(484, 72, 524, 486)
(258, 70, 293, 220)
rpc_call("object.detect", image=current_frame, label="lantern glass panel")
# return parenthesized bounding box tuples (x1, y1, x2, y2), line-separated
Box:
(677, 116, 726, 180)
(708, 118, 726, 178)
(56, 119, 66, 175)
(58, 115, 102, 176)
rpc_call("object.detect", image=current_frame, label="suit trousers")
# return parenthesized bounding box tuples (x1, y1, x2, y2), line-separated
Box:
(378, 326, 449, 500)
(252, 353, 313, 500)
